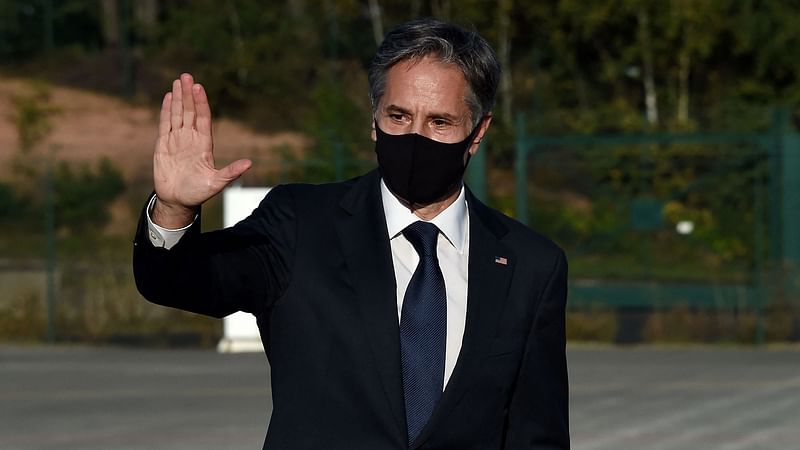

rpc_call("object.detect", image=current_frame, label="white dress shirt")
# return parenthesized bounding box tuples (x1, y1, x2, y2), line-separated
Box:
(145, 195, 193, 250)
(147, 180, 470, 388)
(380, 180, 469, 389)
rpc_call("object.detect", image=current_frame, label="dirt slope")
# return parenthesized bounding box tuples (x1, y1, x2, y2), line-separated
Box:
(0, 75, 307, 183)
(0, 75, 309, 235)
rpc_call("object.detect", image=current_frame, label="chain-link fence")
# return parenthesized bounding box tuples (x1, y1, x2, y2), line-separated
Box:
(2, 109, 799, 345)
(515, 109, 800, 344)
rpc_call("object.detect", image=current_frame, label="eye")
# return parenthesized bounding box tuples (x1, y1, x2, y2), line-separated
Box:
(431, 118, 451, 128)
(389, 113, 405, 122)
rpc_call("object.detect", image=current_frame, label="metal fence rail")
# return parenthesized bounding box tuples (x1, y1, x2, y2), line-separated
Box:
(514, 108, 800, 343)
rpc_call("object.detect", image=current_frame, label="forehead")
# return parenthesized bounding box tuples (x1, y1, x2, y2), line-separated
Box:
(381, 56, 469, 113)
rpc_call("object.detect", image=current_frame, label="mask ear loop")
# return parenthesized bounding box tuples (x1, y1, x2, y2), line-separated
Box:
(463, 115, 491, 169)
(472, 116, 488, 145)
(463, 115, 488, 150)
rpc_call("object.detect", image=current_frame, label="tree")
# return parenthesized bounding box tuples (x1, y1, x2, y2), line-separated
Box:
(53, 158, 125, 234)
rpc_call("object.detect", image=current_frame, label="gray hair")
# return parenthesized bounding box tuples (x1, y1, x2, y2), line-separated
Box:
(368, 18, 501, 127)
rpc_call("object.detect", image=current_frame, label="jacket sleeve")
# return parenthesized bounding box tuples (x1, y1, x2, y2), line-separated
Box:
(132, 185, 297, 319)
(504, 249, 570, 449)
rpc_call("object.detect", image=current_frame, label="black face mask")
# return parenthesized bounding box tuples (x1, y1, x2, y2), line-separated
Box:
(374, 122, 481, 206)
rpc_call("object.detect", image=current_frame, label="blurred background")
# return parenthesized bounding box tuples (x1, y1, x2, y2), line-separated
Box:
(1, 0, 799, 347)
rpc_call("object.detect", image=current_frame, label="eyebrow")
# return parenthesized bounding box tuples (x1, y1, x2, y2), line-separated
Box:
(384, 104, 411, 115)
(383, 104, 462, 121)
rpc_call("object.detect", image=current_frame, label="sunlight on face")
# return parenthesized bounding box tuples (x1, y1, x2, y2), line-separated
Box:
(376, 56, 473, 143)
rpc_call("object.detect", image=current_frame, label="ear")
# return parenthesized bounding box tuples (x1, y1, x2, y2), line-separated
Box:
(468, 114, 492, 156)
(370, 120, 377, 142)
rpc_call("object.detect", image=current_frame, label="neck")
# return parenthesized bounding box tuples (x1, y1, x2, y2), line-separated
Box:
(407, 186, 462, 221)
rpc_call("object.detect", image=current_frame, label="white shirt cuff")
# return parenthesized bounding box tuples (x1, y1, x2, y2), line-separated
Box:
(145, 195, 196, 250)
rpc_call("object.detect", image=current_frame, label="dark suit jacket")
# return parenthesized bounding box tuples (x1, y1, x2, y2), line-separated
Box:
(133, 169, 569, 449)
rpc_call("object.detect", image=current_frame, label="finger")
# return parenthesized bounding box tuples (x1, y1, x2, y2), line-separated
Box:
(194, 83, 212, 136)
(216, 159, 253, 184)
(170, 78, 182, 130)
(181, 73, 196, 129)
(158, 92, 172, 138)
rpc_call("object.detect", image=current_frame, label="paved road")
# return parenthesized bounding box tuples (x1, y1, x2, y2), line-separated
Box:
(568, 346, 800, 450)
(1, 345, 798, 449)
(1, 346, 271, 450)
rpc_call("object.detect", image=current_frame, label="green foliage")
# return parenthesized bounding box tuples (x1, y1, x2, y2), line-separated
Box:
(4, 1, 800, 137)
(1, 1, 799, 343)
(0, 1, 42, 59)
(0, 182, 24, 221)
(526, 137, 769, 283)
(52, 158, 125, 233)
(511, 0, 800, 134)
(284, 72, 374, 183)
(566, 307, 617, 342)
(11, 83, 58, 155)
(151, 0, 329, 128)
(0, 0, 103, 61)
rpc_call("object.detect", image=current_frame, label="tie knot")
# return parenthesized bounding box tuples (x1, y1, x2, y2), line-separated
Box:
(402, 221, 440, 257)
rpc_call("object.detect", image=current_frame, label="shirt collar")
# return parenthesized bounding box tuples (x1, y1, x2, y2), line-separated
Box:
(380, 178, 468, 253)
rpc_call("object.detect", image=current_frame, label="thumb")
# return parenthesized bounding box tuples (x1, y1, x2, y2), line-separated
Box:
(216, 158, 252, 185)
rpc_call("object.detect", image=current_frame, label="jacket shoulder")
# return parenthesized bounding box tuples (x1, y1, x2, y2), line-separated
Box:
(276, 172, 369, 203)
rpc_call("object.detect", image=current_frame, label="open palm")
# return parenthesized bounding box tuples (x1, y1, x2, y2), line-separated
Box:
(152, 73, 251, 227)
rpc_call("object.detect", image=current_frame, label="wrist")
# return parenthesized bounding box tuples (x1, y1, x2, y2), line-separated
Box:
(151, 197, 198, 229)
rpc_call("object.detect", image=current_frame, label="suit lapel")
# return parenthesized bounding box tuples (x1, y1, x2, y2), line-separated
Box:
(335, 177, 516, 447)
(412, 189, 515, 449)
(334, 170, 407, 439)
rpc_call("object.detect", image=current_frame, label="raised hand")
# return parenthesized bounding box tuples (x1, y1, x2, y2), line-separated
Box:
(151, 73, 252, 228)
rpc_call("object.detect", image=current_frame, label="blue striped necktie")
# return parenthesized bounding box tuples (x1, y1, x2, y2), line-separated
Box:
(400, 220, 447, 446)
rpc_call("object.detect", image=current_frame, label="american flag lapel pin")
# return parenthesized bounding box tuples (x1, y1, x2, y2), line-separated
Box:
(494, 256, 508, 266)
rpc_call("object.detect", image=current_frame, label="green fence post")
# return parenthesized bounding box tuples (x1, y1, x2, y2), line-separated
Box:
(45, 154, 56, 343)
(465, 139, 487, 202)
(758, 106, 793, 344)
(515, 113, 528, 225)
(770, 109, 789, 263)
(753, 143, 767, 346)
(782, 113, 800, 297)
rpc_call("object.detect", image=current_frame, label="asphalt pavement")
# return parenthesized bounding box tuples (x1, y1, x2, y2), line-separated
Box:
(1, 344, 798, 449)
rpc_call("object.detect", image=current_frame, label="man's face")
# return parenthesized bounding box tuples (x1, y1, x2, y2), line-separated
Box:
(373, 56, 490, 156)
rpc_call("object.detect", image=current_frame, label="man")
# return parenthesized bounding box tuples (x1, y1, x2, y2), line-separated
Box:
(134, 18, 568, 450)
